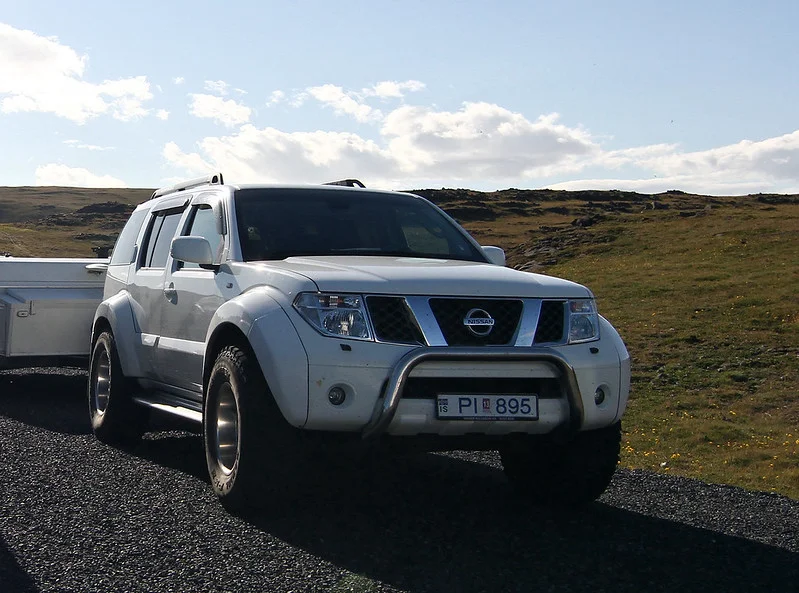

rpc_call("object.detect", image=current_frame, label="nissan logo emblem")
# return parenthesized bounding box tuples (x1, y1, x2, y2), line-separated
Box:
(463, 308, 495, 337)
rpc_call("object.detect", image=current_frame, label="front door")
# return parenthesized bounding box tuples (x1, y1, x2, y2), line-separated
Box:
(154, 200, 227, 395)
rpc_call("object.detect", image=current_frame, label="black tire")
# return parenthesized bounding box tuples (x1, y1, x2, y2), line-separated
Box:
(203, 345, 303, 509)
(500, 422, 622, 507)
(88, 330, 148, 446)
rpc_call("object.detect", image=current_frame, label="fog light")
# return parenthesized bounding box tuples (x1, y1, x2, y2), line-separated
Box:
(594, 387, 606, 406)
(328, 386, 346, 406)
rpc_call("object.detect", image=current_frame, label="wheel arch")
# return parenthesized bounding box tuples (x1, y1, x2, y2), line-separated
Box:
(91, 292, 144, 378)
(203, 290, 309, 427)
(203, 322, 250, 392)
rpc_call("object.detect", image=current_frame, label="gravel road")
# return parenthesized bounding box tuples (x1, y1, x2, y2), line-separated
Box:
(1, 368, 797, 593)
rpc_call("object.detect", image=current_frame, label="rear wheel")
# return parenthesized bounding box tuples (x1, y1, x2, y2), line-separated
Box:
(204, 345, 305, 509)
(88, 331, 148, 446)
(500, 422, 621, 507)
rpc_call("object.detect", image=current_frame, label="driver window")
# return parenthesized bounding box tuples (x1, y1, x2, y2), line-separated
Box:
(182, 205, 223, 269)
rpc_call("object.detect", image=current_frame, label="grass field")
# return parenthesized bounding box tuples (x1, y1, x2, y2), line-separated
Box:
(1, 185, 797, 499)
(456, 191, 799, 499)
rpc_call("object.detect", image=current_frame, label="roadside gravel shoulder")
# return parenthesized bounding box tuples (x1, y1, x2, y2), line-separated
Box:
(1, 370, 797, 593)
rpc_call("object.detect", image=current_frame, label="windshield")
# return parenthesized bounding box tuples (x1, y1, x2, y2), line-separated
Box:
(233, 188, 487, 262)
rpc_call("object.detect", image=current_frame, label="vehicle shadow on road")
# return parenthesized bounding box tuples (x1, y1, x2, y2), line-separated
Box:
(237, 454, 798, 593)
(134, 430, 207, 481)
(0, 536, 39, 593)
(0, 371, 202, 445)
(0, 370, 90, 435)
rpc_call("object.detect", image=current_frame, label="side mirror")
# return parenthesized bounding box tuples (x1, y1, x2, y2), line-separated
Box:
(171, 236, 213, 266)
(482, 246, 506, 266)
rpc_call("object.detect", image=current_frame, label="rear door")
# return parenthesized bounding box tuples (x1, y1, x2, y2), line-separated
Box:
(126, 197, 189, 379)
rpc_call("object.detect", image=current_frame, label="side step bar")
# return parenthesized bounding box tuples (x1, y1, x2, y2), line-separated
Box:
(133, 394, 203, 424)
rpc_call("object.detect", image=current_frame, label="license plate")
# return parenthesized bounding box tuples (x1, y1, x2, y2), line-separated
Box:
(436, 394, 539, 421)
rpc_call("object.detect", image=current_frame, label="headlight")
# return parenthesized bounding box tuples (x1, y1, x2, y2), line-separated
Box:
(568, 299, 600, 343)
(294, 293, 372, 340)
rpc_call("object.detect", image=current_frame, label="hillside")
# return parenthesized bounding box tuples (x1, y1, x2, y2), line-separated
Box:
(0, 184, 797, 499)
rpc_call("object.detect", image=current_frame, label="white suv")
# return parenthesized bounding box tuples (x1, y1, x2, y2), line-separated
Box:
(89, 174, 631, 508)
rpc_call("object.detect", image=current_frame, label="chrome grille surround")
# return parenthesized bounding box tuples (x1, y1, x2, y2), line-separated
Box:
(365, 296, 569, 347)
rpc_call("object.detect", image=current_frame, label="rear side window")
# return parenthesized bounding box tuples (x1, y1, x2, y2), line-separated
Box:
(141, 209, 184, 268)
(109, 209, 148, 265)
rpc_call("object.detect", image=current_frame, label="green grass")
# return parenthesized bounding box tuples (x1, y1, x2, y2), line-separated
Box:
(486, 199, 799, 499)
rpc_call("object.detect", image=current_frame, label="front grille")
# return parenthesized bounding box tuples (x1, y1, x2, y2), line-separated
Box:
(428, 298, 523, 346)
(403, 377, 561, 399)
(534, 300, 566, 343)
(366, 296, 424, 345)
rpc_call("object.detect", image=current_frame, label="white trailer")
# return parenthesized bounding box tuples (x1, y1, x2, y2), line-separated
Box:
(0, 257, 107, 369)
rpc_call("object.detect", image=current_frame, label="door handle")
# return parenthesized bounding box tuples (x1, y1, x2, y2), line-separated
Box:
(85, 263, 108, 275)
(163, 282, 177, 299)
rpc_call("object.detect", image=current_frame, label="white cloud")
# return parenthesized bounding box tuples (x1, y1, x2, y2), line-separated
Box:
(289, 91, 308, 108)
(163, 80, 799, 195)
(173, 76, 185, 85)
(0, 23, 153, 124)
(381, 104, 597, 179)
(188, 93, 251, 126)
(307, 84, 380, 123)
(156, 109, 170, 120)
(163, 141, 214, 174)
(364, 80, 426, 98)
(204, 80, 230, 95)
(162, 102, 597, 187)
(266, 90, 285, 107)
(551, 130, 799, 195)
(304, 80, 426, 122)
(163, 125, 392, 183)
(34, 164, 126, 187)
(637, 131, 799, 180)
(62, 139, 114, 151)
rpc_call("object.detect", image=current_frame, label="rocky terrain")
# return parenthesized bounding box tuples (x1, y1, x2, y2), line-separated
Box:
(3, 184, 796, 263)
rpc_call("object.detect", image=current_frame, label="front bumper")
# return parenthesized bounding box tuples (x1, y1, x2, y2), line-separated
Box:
(361, 346, 583, 439)
(297, 328, 629, 438)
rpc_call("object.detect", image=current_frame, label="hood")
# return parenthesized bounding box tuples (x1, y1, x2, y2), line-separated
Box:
(263, 256, 591, 299)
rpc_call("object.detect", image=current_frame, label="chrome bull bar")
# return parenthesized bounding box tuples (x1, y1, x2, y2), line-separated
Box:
(361, 346, 585, 439)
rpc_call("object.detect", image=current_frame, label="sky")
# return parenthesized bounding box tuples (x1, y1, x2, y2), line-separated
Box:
(1, 0, 797, 194)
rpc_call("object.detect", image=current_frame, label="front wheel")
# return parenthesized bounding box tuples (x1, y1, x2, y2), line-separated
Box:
(500, 422, 621, 507)
(88, 330, 148, 446)
(203, 345, 304, 509)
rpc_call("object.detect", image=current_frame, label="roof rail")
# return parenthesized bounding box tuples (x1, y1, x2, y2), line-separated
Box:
(151, 173, 224, 199)
(323, 179, 366, 188)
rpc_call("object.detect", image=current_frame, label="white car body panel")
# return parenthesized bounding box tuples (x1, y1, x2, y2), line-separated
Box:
(264, 256, 592, 299)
